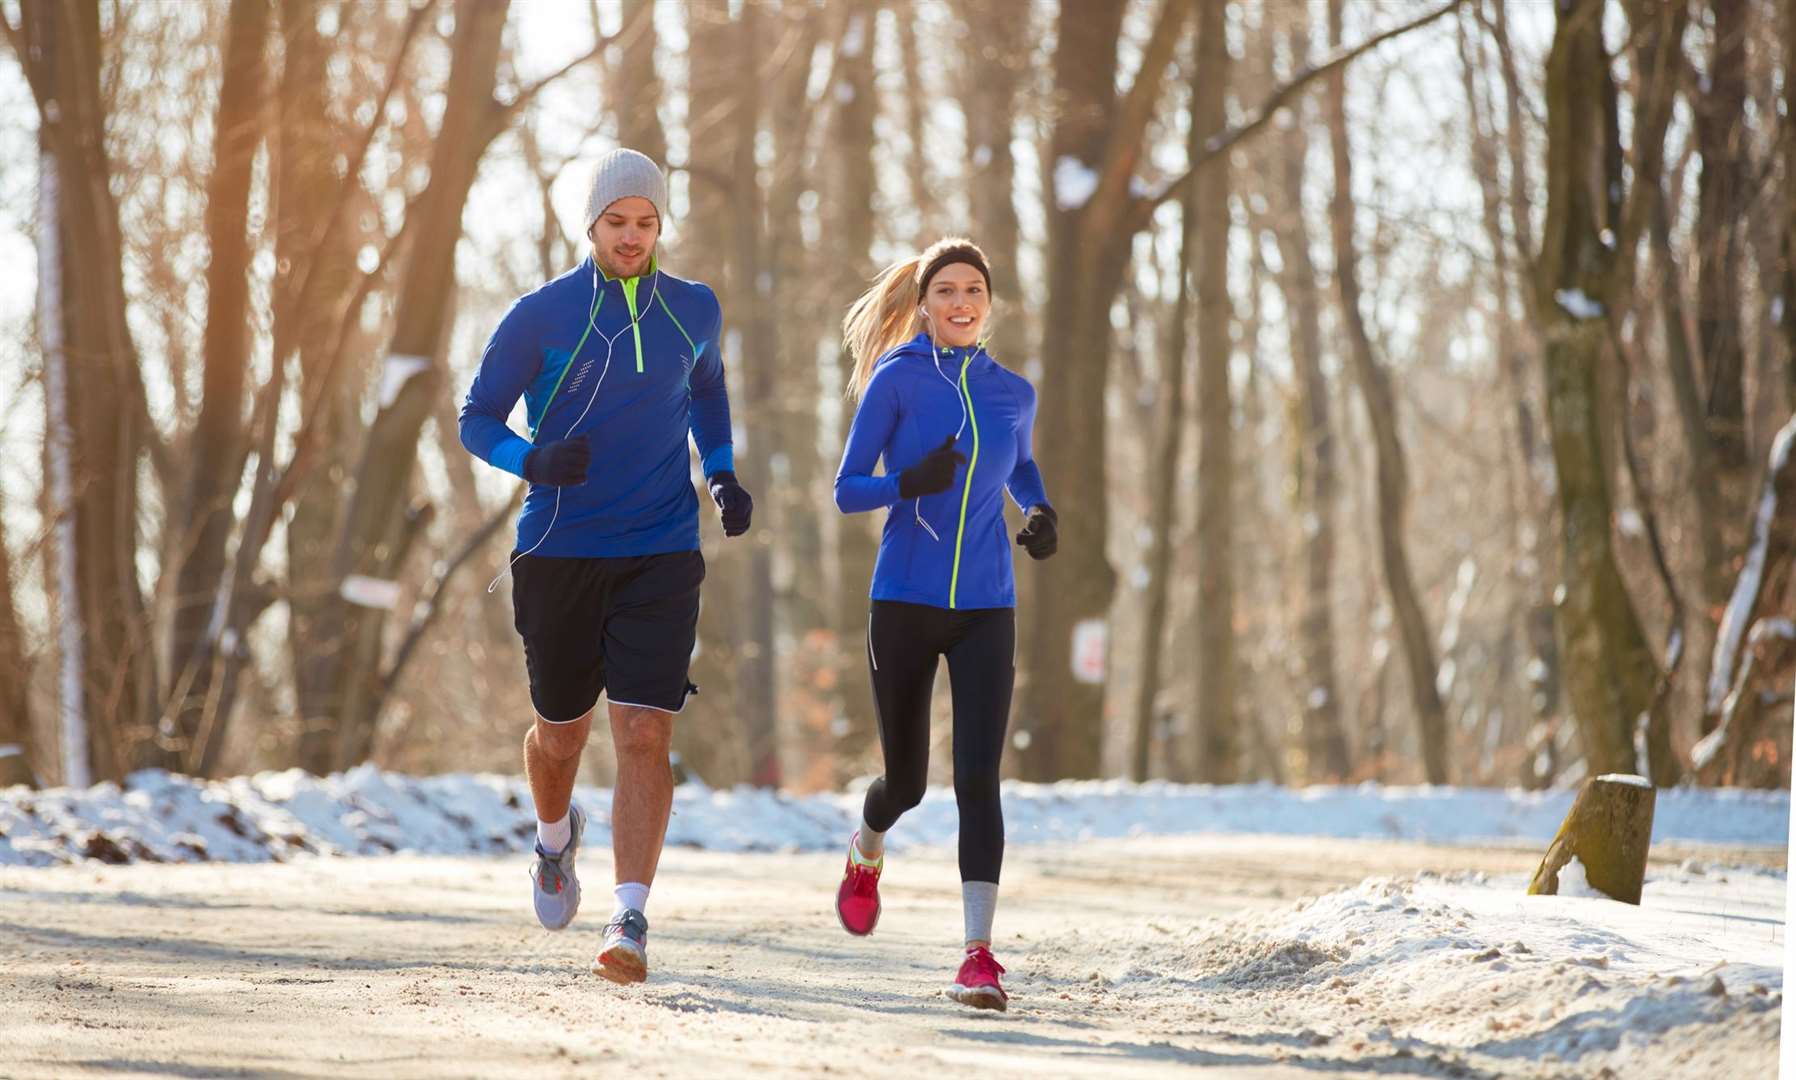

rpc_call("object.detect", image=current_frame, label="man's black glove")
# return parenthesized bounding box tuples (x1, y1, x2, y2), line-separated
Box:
(708, 471, 753, 537)
(524, 434, 590, 487)
(897, 434, 965, 499)
(1016, 504, 1058, 560)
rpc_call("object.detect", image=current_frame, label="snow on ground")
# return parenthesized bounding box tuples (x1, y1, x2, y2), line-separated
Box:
(0, 771, 1784, 1076)
(0, 767, 1785, 868)
(1047, 863, 1785, 1078)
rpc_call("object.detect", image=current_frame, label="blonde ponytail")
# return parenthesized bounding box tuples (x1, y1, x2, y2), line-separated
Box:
(842, 256, 925, 401)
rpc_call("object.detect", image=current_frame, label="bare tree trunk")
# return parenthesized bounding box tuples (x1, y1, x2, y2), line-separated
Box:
(165, 0, 270, 768)
(1019, 0, 1188, 780)
(37, 97, 84, 788)
(829, 0, 881, 782)
(1694, 0, 1752, 552)
(1535, 0, 1663, 780)
(1192, 0, 1237, 784)
(766, 5, 829, 787)
(679, 0, 751, 788)
(1485, 0, 1536, 280)
(1018, 0, 1128, 779)
(610, 0, 665, 164)
(1652, 191, 1734, 609)
(22, 0, 159, 782)
(282, 0, 378, 773)
(728, 1, 780, 788)
(958, 0, 1024, 302)
(323, 0, 513, 770)
(1784, 0, 1796, 403)
(0, 472, 36, 788)
(1325, 0, 1449, 784)
(895, 5, 934, 241)
(1272, 23, 1348, 783)
(1130, 176, 1192, 782)
(1461, 5, 1564, 785)
(1607, 0, 1691, 787)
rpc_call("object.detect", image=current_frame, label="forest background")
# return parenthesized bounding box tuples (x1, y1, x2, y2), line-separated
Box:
(1, 0, 1791, 798)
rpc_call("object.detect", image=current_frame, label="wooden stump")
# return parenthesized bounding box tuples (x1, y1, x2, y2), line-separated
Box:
(1527, 774, 1656, 904)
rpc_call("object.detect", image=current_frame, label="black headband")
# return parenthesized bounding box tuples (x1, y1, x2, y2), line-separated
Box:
(917, 249, 992, 299)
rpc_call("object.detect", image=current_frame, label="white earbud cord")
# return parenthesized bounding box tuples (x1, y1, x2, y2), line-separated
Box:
(487, 263, 663, 593)
(913, 310, 979, 544)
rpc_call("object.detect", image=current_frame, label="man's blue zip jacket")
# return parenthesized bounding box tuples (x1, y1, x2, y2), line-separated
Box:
(458, 256, 734, 557)
(835, 334, 1051, 610)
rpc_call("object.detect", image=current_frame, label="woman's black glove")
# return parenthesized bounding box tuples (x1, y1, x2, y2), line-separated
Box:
(1016, 504, 1058, 560)
(524, 434, 590, 486)
(898, 434, 965, 499)
(708, 471, 754, 537)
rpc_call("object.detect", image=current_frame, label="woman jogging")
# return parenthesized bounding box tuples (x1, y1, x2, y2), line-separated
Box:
(831, 237, 1057, 1012)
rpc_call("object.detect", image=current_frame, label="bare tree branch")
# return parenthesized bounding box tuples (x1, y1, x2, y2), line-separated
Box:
(275, 0, 434, 341)
(3, 2, 51, 118)
(377, 484, 523, 703)
(1081, 0, 1193, 245)
(483, 11, 633, 142)
(271, 187, 424, 511)
(1132, 0, 1465, 230)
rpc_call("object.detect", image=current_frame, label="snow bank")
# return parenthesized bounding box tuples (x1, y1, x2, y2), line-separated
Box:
(0, 770, 1786, 867)
(1044, 864, 1784, 1077)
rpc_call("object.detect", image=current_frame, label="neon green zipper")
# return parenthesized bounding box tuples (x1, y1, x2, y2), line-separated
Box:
(621, 276, 643, 372)
(948, 353, 980, 609)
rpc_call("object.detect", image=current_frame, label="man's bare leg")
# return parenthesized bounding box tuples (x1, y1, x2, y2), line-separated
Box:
(593, 703, 672, 983)
(524, 710, 593, 827)
(524, 710, 593, 930)
(609, 702, 675, 888)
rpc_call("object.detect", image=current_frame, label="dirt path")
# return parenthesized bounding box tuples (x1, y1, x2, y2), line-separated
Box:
(0, 837, 1781, 1079)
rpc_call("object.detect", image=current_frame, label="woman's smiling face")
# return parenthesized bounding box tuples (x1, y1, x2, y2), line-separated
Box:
(920, 262, 990, 348)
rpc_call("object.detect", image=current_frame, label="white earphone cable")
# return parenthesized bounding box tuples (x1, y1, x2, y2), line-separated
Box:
(487, 263, 663, 594)
(914, 307, 974, 543)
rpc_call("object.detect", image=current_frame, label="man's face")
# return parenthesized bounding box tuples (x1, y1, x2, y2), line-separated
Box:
(590, 196, 660, 279)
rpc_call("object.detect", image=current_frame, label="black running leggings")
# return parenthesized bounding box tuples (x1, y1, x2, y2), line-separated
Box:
(860, 600, 1015, 884)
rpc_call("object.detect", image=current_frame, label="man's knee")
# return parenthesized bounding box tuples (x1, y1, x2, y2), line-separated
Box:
(611, 704, 673, 758)
(532, 712, 591, 762)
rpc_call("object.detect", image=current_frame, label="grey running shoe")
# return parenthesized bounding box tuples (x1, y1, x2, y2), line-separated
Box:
(593, 908, 649, 984)
(529, 803, 585, 930)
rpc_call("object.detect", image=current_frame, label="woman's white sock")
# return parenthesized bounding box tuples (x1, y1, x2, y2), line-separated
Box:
(963, 881, 999, 946)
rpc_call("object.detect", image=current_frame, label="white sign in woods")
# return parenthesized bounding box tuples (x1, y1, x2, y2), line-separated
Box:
(1071, 618, 1107, 684)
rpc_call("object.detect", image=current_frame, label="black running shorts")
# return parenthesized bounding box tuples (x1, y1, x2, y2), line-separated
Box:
(509, 550, 705, 722)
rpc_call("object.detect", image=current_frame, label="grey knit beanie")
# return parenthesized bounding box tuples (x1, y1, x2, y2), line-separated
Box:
(584, 148, 667, 234)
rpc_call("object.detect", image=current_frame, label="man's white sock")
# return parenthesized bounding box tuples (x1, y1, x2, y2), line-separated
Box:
(614, 881, 650, 917)
(537, 811, 572, 855)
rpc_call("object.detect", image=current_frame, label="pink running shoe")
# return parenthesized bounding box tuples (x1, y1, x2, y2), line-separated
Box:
(835, 832, 883, 936)
(948, 946, 1008, 1012)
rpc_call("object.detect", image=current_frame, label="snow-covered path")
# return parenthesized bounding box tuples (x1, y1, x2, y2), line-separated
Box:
(0, 836, 1782, 1079)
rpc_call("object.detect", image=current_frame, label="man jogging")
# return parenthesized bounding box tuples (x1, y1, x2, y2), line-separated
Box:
(458, 147, 753, 984)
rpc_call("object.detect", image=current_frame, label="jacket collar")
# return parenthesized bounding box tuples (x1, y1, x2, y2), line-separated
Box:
(901, 332, 995, 372)
(585, 252, 660, 291)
